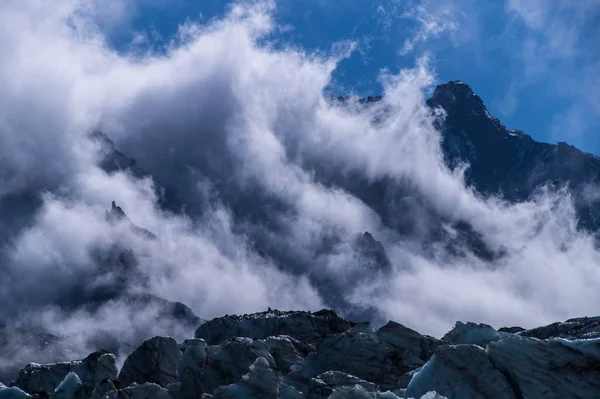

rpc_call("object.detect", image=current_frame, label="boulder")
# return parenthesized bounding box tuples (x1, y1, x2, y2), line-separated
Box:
(118, 336, 181, 388)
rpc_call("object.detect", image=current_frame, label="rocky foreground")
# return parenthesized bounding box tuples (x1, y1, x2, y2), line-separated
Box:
(1, 310, 600, 398)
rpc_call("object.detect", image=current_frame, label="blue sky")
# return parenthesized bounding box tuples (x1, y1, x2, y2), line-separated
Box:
(102, 0, 600, 154)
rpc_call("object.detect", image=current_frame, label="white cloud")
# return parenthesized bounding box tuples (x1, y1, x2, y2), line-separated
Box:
(504, 0, 600, 143)
(398, 0, 460, 55)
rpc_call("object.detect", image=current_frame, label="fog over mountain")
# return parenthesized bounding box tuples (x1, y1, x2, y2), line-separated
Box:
(2, 0, 600, 379)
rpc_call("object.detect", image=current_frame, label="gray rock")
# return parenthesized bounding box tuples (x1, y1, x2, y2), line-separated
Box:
(405, 345, 516, 399)
(487, 335, 600, 399)
(195, 310, 354, 346)
(118, 336, 181, 388)
(441, 322, 500, 348)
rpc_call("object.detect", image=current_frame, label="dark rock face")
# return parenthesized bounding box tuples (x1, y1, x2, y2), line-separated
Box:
(194, 310, 355, 346)
(90, 130, 146, 179)
(428, 81, 600, 231)
(105, 201, 156, 241)
(118, 336, 181, 388)
(353, 232, 392, 271)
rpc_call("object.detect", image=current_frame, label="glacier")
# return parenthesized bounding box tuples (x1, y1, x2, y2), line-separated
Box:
(1, 309, 599, 398)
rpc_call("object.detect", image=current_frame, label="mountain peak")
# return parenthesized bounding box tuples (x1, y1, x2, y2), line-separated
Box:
(427, 81, 486, 116)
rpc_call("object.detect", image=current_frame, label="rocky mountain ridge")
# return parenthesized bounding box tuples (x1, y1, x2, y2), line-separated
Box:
(429, 81, 600, 231)
(2, 309, 599, 398)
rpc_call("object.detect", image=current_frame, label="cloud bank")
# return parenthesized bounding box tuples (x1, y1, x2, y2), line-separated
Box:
(1, 0, 600, 372)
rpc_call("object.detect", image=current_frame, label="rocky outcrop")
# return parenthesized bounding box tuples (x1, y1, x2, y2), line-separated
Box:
(353, 232, 391, 271)
(517, 315, 600, 340)
(118, 336, 181, 388)
(90, 130, 146, 179)
(195, 310, 354, 346)
(105, 201, 156, 241)
(441, 322, 501, 347)
(405, 345, 516, 399)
